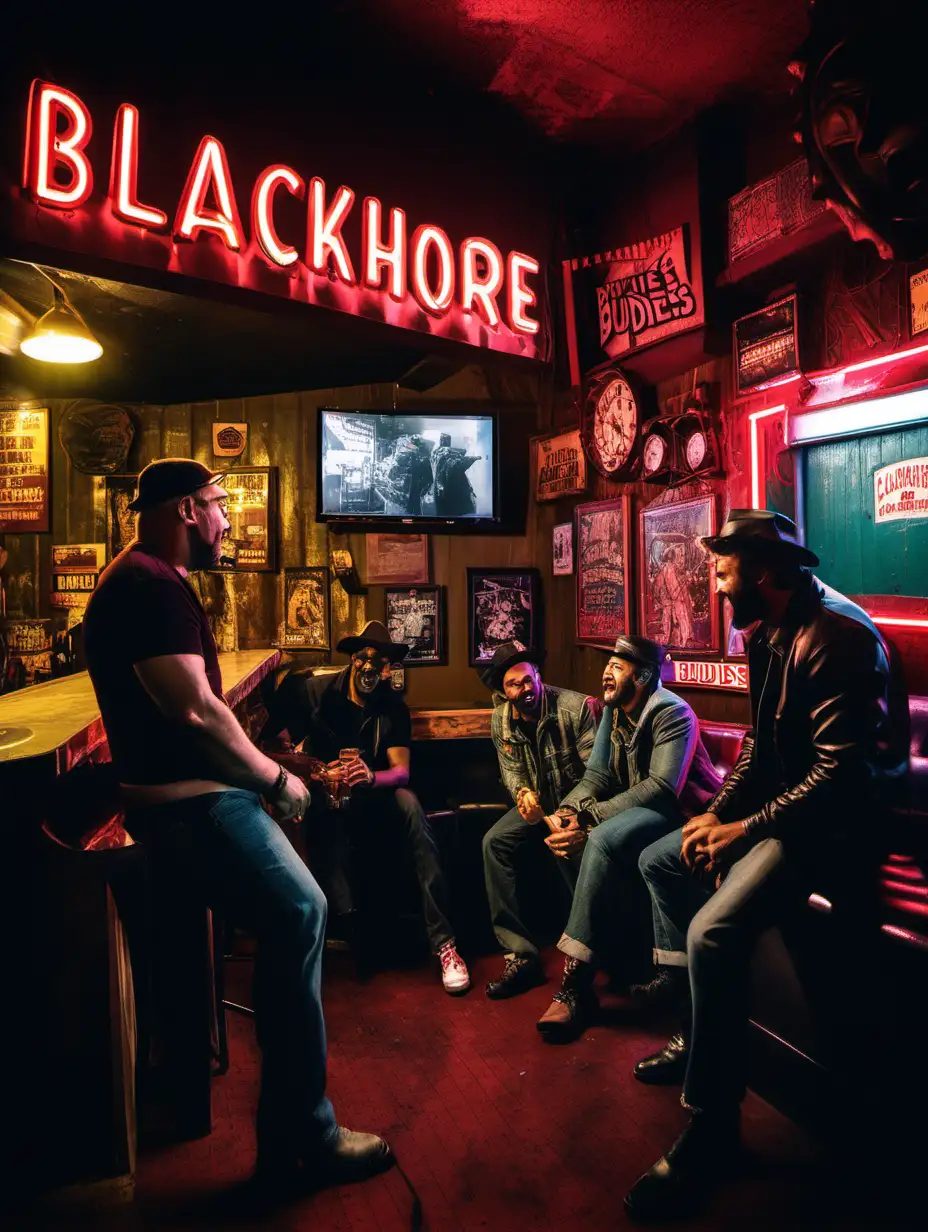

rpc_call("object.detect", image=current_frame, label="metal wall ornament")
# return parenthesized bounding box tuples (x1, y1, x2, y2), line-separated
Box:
(640, 384, 721, 485)
(580, 363, 642, 480)
(59, 401, 135, 474)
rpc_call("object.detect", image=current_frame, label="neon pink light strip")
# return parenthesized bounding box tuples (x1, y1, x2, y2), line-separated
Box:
(748, 405, 787, 509)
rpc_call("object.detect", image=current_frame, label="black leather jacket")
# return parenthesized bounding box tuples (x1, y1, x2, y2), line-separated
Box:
(709, 576, 909, 844)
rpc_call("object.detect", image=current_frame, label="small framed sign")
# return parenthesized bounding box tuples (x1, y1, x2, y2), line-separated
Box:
(385, 585, 444, 665)
(663, 658, 748, 692)
(217, 467, 278, 572)
(366, 533, 429, 584)
(0, 405, 50, 533)
(552, 523, 574, 575)
(212, 422, 248, 457)
(733, 294, 799, 394)
(281, 567, 330, 649)
(532, 428, 587, 501)
(910, 268, 928, 338)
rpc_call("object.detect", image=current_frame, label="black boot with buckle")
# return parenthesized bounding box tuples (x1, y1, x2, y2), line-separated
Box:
(536, 957, 598, 1042)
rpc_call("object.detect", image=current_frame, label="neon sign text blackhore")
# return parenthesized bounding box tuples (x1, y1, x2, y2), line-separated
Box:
(22, 81, 541, 340)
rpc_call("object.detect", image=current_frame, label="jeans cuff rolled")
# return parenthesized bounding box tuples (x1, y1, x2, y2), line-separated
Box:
(557, 933, 594, 964)
(653, 947, 688, 967)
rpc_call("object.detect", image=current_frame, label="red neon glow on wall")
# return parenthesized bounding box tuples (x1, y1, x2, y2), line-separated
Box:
(507, 252, 540, 334)
(749, 405, 787, 510)
(411, 225, 455, 315)
(461, 238, 504, 328)
(110, 104, 168, 228)
(362, 197, 406, 302)
(174, 136, 244, 250)
(24, 80, 93, 208)
(308, 179, 356, 284)
(870, 615, 928, 630)
(251, 165, 304, 268)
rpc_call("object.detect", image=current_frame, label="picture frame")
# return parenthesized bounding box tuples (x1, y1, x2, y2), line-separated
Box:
(575, 497, 631, 648)
(385, 585, 444, 665)
(366, 533, 429, 584)
(909, 265, 928, 338)
(552, 522, 574, 575)
(217, 466, 278, 572)
(733, 294, 800, 395)
(532, 428, 587, 501)
(281, 567, 330, 650)
(104, 474, 139, 560)
(0, 405, 51, 535)
(638, 495, 719, 654)
(467, 568, 541, 666)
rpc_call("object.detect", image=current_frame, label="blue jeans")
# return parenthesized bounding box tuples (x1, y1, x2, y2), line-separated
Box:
(557, 807, 680, 966)
(127, 790, 338, 1160)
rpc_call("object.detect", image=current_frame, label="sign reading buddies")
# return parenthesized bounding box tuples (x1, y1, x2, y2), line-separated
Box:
(874, 457, 928, 523)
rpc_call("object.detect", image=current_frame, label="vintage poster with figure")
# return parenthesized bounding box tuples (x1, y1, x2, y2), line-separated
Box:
(552, 523, 574, 575)
(385, 586, 444, 665)
(575, 498, 631, 647)
(281, 567, 330, 649)
(104, 475, 139, 560)
(639, 495, 718, 654)
(468, 569, 540, 665)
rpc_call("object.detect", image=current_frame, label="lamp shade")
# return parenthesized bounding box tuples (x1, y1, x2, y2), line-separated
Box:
(20, 289, 102, 364)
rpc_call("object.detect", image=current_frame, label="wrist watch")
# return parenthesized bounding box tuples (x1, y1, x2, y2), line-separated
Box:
(576, 798, 599, 833)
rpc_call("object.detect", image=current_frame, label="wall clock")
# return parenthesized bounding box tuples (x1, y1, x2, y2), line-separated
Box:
(581, 365, 641, 479)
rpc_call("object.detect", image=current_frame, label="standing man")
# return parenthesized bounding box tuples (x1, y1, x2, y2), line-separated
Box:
(264, 620, 470, 995)
(480, 642, 601, 998)
(83, 459, 391, 1190)
(625, 511, 907, 1221)
(536, 635, 721, 1041)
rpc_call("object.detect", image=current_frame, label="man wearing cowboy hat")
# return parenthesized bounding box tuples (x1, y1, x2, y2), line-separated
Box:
(266, 620, 469, 994)
(626, 510, 908, 1221)
(479, 642, 601, 999)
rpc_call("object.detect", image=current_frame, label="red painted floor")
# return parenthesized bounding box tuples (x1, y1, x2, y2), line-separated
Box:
(38, 948, 922, 1231)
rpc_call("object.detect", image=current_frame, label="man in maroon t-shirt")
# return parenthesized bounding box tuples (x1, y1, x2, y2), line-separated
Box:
(84, 459, 391, 1191)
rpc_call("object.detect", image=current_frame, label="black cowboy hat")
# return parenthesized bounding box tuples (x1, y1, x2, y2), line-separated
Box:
(478, 640, 543, 692)
(337, 619, 408, 661)
(701, 509, 819, 567)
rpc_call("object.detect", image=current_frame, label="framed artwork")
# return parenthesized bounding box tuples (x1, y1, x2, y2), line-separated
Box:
(639, 495, 719, 654)
(385, 585, 444, 665)
(366, 533, 429, 584)
(0, 405, 50, 534)
(575, 497, 631, 648)
(468, 568, 540, 666)
(104, 474, 139, 560)
(552, 523, 574, 575)
(281, 567, 330, 650)
(532, 428, 586, 501)
(217, 467, 278, 572)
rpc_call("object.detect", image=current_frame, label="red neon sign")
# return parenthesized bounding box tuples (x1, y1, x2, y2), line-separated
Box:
(19, 80, 543, 357)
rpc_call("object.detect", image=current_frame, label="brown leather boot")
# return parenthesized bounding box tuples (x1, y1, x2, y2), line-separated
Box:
(536, 957, 597, 1042)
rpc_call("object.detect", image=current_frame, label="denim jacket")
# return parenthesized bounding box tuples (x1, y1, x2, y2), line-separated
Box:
(490, 685, 600, 814)
(560, 686, 722, 824)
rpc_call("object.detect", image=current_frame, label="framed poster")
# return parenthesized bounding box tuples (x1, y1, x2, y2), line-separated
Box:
(468, 568, 540, 666)
(385, 585, 444, 665)
(733, 294, 799, 394)
(104, 474, 139, 560)
(218, 467, 278, 572)
(0, 405, 50, 533)
(366, 533, 429, 584)
(281, 567, 330, 650)
(575, 497, 631, 648)
(910, 267, 928, 338)
(553, 523, 574, 575)
(639, 496, 718, 654)
(532, 428, 586, 501)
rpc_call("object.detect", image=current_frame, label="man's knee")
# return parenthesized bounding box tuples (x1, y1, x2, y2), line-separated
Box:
(290, 875, 328, 951)
(638, 828, 684, 883)
(482, 808, 522, 861)
(686, 899, 728, 968)
(394, 788, 428, 830)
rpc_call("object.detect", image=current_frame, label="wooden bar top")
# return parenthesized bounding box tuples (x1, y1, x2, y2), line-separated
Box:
(410, 708, 493, 740)
(0, 649, 280, 773)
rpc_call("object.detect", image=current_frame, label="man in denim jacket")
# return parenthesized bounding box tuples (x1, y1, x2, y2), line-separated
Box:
(536, 634, 721, 1041)
(481, 642, 601, 999)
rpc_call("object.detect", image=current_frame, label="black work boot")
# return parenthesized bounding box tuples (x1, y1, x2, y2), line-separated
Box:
(629, 965, 689, 1012)
(624, 1108, 741, 1222)
(485, 953, 545, 1000)
(536, 957, 598, 1042)
(633, 1031, 690, 1085)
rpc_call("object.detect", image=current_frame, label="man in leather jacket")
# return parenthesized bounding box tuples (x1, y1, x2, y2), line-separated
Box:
(625, 510, 908, 1222)
(480, 642, 601, 999)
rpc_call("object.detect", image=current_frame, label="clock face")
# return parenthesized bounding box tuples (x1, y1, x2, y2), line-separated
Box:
(590, 376, 638, 474)
(685, 429, 707, 471)
(642, 433, 667, 475)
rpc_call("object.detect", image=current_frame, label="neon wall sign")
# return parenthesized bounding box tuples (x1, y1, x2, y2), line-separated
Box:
(18, 81, 543, 359)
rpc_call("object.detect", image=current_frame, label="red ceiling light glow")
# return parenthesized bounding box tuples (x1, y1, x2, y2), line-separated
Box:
(507, 252, 540, 334)
(362, 197, 406, 301)
(308, 179, 356, 283)
(174, 136, 244, 250)
(110, 104, 168, 228)
(461, 238, 504, 328)
(24, 81, 93, 209)
(411, 224, 454, 314)
(251, 165, 304, 268)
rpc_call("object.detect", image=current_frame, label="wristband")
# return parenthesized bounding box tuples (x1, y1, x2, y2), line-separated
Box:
(271, 763, 287, 796)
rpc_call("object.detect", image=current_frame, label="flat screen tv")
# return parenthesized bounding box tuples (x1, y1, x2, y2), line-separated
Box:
(317, 409, 498, 526)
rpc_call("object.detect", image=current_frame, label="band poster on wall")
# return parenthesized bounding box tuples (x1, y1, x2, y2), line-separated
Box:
(385, 586, 444, 665)
(282, 567, 330, 649)
(468, 568, 540, 666)
(575, 497, 631, 648)
(0, 405, 50, 533)
(563, 226, 704, 384)
(639, 496, 719, 654)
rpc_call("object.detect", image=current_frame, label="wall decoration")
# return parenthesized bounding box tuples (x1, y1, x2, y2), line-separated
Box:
(874, 457, 928, 523)
(217, 467, 278, 572)
(50, 545, 105, 611)
(664, 658, 748, 692)
(52, 544, 106, 572)
(212, 422, 248, 457)
(580, 364, 642, 479)
(910, 268, 928, 338)
(331, 548, 366, 595)
(639, 495, 718, 654)
(733, 295, 800, 394)
(0, 405, 50, 533)
(468, 568, 540, 666)
(575, 497, 631, 648)
(532, 428, 587, 501)
(385, 585, 444, 665)
(727, 159, 826, 265)
(281, 567, 330, 649)
(58, 401, 135, 474)
(104, 474, 139, 560)
(552, 523, 574, 576)
(366, 533, 429, 584)
(563, 225, 703, 383)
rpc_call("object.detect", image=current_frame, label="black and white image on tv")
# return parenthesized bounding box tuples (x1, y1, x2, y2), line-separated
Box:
(320, 412, 493, 518)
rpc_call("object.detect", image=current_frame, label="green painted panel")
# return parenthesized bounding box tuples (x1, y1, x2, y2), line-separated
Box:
(804, 427, 928, 597)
